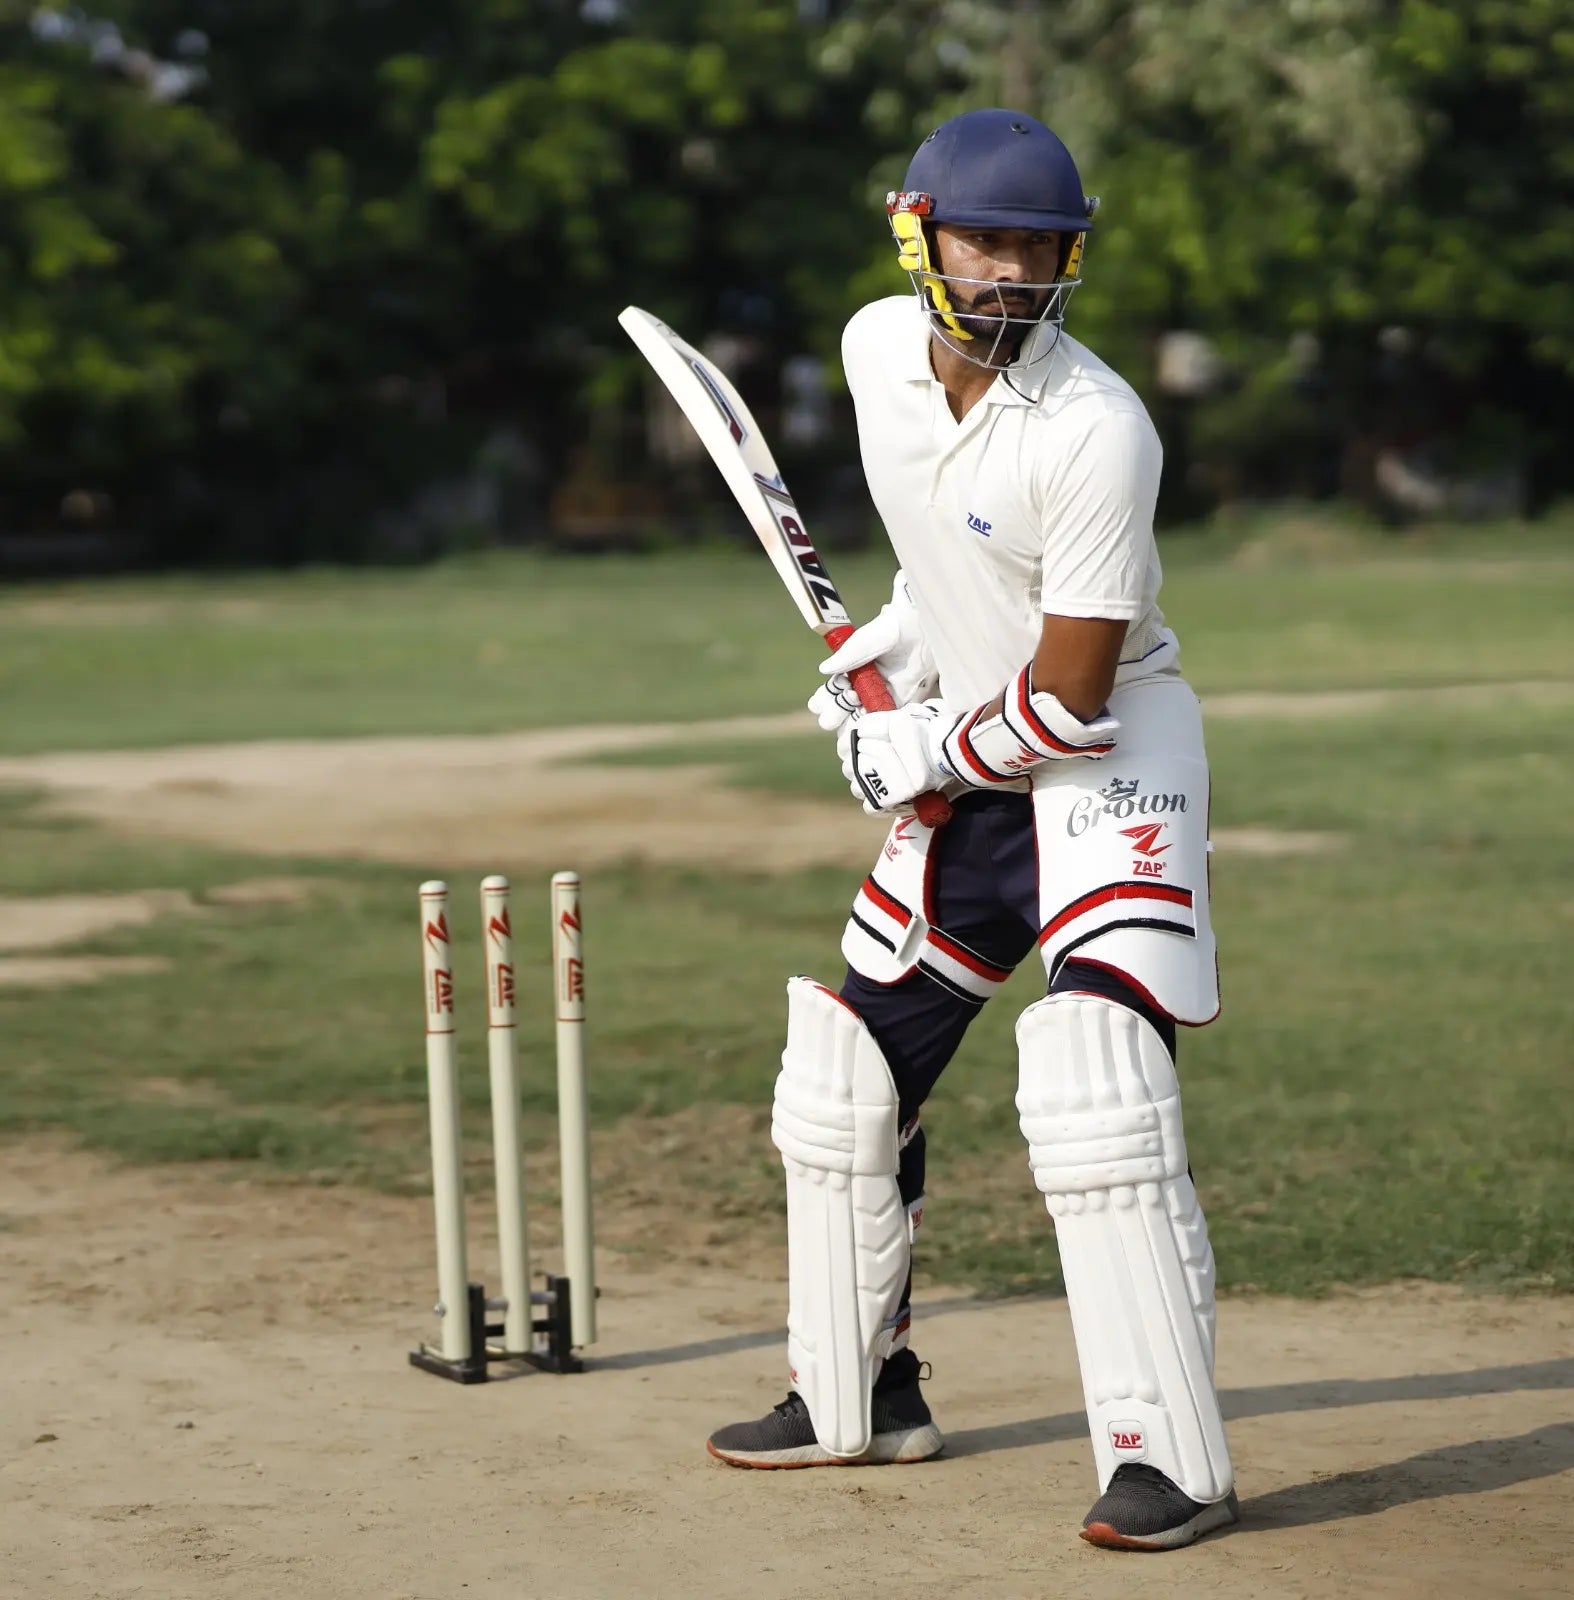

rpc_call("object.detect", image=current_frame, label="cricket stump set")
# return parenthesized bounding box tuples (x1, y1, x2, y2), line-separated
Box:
(409, 870, 596, 1382)
(407, 306, 901, 1383)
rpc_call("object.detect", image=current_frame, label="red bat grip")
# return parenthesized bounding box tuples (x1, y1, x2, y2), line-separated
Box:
(843, 657, 896, 712)
(824, 624, 953, 828)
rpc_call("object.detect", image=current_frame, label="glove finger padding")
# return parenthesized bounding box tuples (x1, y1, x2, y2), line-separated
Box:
(818, 648, 935, 712)
(838, 704, 949, 814)
(808, 676, 863, 735)
(817, 572, 937, 709)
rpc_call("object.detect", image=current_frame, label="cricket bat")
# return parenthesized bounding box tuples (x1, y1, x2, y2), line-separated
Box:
(618, 306, 951, 827)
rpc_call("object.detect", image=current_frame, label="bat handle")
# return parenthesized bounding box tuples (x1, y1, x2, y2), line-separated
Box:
(826, 626, 953, 829)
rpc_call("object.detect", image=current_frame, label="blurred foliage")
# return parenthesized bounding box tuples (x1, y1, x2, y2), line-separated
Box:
(828, 0, 1574, 513)
(0, 0, 1570, 563)
(0, 0, 899, 560)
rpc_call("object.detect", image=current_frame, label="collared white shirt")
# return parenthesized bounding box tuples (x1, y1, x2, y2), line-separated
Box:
(842, 295, 1175, 710)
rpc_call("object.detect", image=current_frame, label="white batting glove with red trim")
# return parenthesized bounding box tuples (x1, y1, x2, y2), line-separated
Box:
(837, 665, 1120, 813)
(807, 571, 937, 736)
(836, 701, 952, 814)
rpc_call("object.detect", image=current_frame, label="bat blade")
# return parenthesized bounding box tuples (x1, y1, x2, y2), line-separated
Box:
(619, 304, 952, 829)
(618, 306, 852, 637)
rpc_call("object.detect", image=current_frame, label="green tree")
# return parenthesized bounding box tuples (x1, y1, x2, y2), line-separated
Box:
(2, 1, 906, 561)
(828, 0, 1574, 511)
(0, 24, 294, 484)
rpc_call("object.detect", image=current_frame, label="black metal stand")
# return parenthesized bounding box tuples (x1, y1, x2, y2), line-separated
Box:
(409, 1273, 582, 1382)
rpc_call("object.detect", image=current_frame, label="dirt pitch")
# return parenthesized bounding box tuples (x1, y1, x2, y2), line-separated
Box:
(3, 1146, 1571, 1600)
(3, 705, 1573, 1598)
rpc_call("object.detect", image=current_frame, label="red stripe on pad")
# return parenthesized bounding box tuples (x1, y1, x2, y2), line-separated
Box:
(951, 708, 1008, 784)
(862, 876, 913, 927)
(1017, 668, 1114, 756)
(809, 980, 863, 1018)
(1016, 668, 1076, 754)
(927, 928, 1010, 982)
(1038, 882, 1193, 946)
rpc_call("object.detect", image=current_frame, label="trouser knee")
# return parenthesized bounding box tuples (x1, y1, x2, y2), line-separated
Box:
(1050, 957, 1177, 1061)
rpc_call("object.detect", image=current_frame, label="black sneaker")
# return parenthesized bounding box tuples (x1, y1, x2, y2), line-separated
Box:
(1081, 1463, 1240, 1550)
(706, 1351, 944, 1469)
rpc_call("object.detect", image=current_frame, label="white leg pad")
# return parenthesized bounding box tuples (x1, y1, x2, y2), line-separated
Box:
(1017, 993, 1233, 1502)
(772, 977, 908, 1457)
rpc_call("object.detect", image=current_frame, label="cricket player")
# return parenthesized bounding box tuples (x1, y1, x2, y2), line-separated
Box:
(705, 110, 1238, 1550)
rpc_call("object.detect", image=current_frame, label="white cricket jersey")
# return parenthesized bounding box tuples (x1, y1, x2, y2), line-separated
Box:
(842, 295, 1177, 711)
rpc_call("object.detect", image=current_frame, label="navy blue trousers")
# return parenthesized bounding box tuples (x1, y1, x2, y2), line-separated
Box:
(838, 790, 1176, 1328)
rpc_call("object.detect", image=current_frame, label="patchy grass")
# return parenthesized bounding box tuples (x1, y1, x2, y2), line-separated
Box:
(0, 551, 891, 754)
(0, 688, 1569, 1293)
(0, 522, 1569, 1294)
(0, 520, 1569, 754)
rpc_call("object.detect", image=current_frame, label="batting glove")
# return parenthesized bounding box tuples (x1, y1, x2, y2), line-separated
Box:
(837, 701, 953, 814)
(806, 571, 937, 735)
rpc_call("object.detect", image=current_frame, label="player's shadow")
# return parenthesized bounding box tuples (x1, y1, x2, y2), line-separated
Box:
(592, 1327, 784, 1371)
(940, 1357, 1574, 1459)
(601, 1311, 1574, 1520)
(939, 1358, 1574, 1527)
(1234, 1420, 1574, 1531)
(592, 1288, 1031, 1372)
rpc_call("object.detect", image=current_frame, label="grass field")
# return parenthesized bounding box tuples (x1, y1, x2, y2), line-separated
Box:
(2, 512, 1572, 754)
(2, 516, 1571, 1298)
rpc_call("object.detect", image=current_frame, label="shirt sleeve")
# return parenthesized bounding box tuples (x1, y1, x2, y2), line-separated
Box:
(840, 302, 880, 406)
(1039, 408, 1162, 620)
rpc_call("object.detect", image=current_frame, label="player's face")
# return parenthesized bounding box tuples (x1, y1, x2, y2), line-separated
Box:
(932, 225, 1063, 350)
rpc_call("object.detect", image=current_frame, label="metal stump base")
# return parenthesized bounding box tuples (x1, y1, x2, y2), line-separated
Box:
(409, 1273, 582, 1382)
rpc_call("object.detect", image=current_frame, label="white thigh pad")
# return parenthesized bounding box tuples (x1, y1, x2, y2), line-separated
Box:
(1017, 993, 1233, 1502)
(842, 815, 1015, 1005)
(772, 977, 909, 1457)
(1031, 675, 1218, 1023)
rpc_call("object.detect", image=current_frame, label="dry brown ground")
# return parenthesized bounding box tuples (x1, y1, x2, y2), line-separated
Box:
(3, 697, 1573, 1597)
(0, 880, 321, 988)
(3, 1146, 1572, 1600)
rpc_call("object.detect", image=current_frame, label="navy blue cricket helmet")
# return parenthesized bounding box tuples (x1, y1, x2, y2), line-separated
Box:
(887, 109, 1098, 361)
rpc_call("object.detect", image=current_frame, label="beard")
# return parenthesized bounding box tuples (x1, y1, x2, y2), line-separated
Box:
(947, 285, 1050, 358)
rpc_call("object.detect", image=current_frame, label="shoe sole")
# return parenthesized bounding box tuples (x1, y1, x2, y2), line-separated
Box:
(706, 1423, 945, 1470)
(1080, 1490, 1239, 1551)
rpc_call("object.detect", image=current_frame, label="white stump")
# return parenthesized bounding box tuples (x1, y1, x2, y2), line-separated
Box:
(551, 870, 596, 1347)
(481, 875, 532, 1355)
(419, 882, 470, 1363)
